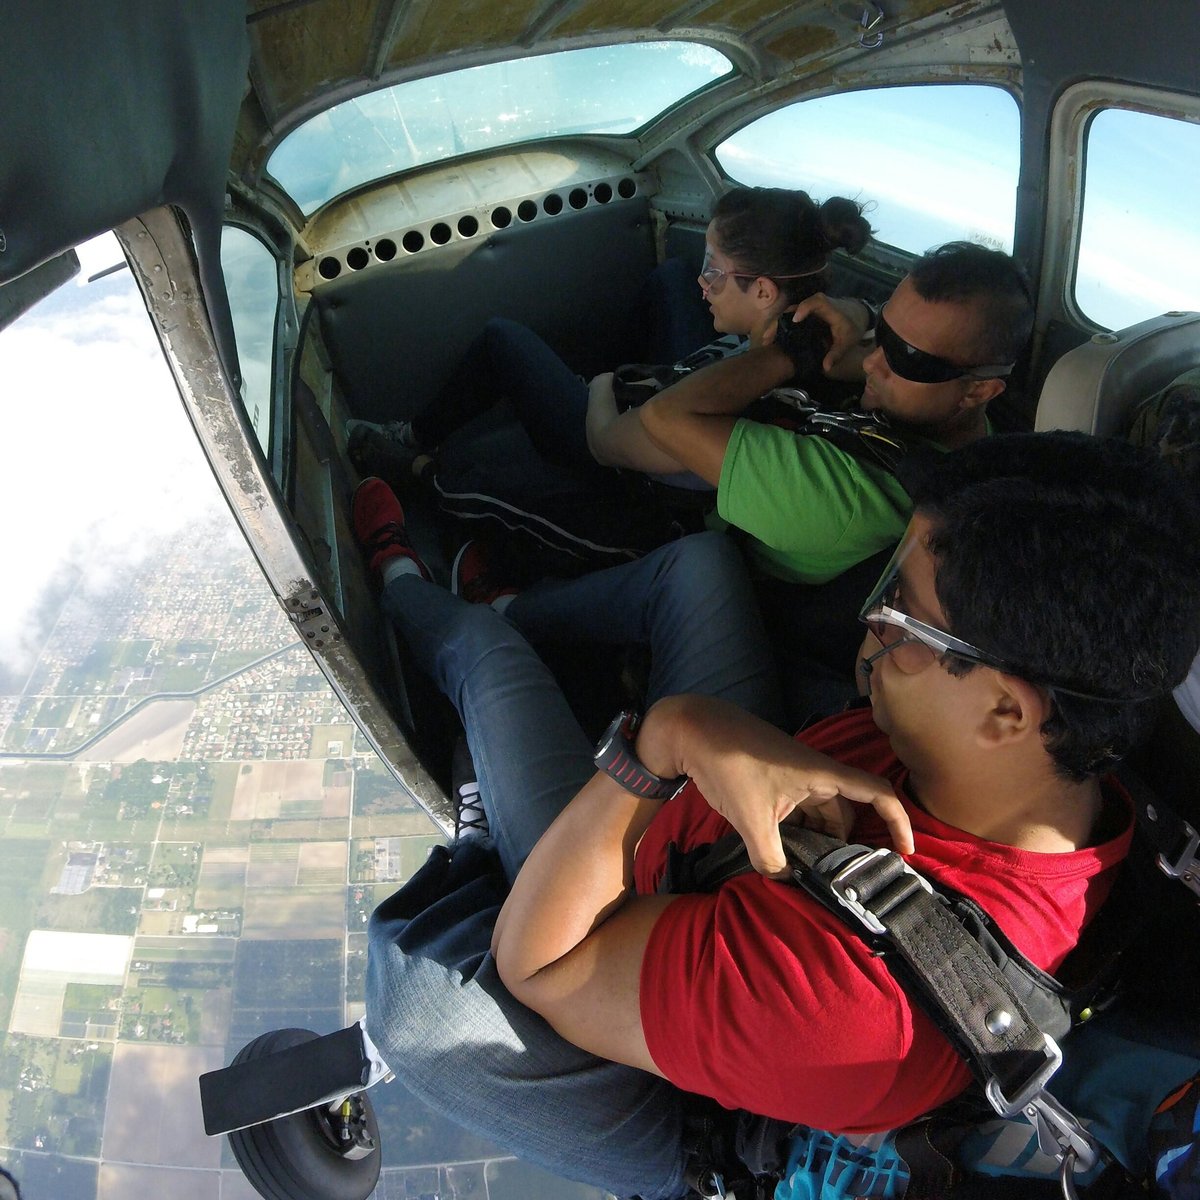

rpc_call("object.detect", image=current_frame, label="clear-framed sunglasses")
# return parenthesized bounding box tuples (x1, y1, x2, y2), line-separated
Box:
(857, 538, 1154, 703)
(698, 248, 827, 295)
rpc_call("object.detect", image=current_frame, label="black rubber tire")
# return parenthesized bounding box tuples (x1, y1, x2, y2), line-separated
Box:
(226, 1028, 382, 1200)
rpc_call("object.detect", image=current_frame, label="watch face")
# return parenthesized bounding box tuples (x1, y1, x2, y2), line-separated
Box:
(597, 710, 634, 755)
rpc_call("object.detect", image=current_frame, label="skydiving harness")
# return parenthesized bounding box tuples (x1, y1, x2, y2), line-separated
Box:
(658, 770, 1200, 1200)
(755, 389, 912, 475)
(612, 318, 915, 484)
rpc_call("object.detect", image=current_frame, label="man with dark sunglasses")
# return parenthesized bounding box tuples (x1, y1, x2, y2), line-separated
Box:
(604, 241, 1033, 722)
(634, 240, 1032, 521)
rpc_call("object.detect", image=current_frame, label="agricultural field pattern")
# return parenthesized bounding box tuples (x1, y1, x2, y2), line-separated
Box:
(0, 513, 602, 1200)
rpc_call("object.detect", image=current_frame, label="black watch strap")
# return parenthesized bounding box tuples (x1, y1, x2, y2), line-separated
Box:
(593, 710, 688, 801)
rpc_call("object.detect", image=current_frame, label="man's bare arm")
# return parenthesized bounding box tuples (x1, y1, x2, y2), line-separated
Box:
(491, 771, 672, 1073)
(638, 345, 795, 484)
(491, 695, 910, 1069)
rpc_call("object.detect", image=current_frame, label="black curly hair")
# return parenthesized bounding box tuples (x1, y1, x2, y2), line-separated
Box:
(901, 430, 1200, 780)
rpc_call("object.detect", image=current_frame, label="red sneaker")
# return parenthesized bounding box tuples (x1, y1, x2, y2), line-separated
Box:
(352, 478, 429, 580)
(450, 541, 518, 607)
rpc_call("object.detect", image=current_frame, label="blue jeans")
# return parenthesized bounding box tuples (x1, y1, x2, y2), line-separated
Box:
(365, 533, 779, 1198)
(411, 317, 596, 470)
(508, 532, 783, 736)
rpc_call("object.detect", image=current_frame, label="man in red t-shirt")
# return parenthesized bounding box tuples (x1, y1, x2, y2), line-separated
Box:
(492, 431, 1200, 1142)
(361, 430, 1200, 1199)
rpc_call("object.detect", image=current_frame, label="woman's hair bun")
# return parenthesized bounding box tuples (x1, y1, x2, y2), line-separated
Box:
(818, 196, 874, 255)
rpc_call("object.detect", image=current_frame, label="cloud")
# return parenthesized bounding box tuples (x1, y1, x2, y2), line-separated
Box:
(1, 238, 227, 676)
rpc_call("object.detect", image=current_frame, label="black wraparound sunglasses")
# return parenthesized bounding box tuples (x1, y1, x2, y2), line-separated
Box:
(874, 307, 1014, 385)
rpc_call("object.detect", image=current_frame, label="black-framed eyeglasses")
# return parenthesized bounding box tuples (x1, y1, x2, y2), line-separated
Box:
(874, 307, 1014, 385)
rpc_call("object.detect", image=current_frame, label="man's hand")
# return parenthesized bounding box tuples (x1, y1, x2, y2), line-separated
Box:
(788, 293, 873, 377)
(699, 746, 909, 878)
(637, 695, 913, 877)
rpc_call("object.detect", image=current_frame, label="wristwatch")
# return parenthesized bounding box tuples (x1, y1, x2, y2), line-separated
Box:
(593, 710, 688, 800)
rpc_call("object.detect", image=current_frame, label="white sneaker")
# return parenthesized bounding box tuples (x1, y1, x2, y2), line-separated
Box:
(345, 418, 419, 448)
(451, 736, 489, 840)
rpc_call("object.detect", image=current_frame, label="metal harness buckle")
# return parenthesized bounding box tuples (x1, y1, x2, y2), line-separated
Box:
(985, 1035, 1099, 1191)
(1157, 821, 1200, 900)
(826, 847, 933, 936)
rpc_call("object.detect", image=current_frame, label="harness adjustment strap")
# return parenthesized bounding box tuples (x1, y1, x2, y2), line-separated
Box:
(800, 841, 1101, 1178)
(826, 846, 933, 936)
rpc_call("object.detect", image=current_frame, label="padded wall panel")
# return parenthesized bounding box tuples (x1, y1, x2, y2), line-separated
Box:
(313, 200, 656, 420)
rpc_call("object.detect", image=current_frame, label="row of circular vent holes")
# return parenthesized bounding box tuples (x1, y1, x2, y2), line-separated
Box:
(316, 178, 639, 280)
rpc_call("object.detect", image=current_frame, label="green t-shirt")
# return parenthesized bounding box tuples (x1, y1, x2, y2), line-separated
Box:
(716, 418, 940, 585)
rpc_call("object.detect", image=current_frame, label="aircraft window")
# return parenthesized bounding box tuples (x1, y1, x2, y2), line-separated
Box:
(268, 41, 733, 215)
(715, 84, 1019, 255)
(220, 228, 278, 456)
(1075, 108, 1200, 330)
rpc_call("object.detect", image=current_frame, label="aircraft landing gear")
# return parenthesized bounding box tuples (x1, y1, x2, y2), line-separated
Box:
(200, 1023, 391, 1200)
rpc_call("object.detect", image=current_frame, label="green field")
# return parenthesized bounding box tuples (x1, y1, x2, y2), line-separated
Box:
(35, 887, 142, 937)
(70, 818, 161, 843)
(116, 639, 156, 668)
(133, 937, 236, 964)
(210, 648, 271, 677)
(487, 1158, 602, 1200)
(194, 861, 246, 908)
(120, 985, 202, 1043)
(207, 763, 241, 820)
(3, 823, 59, 840)
(248, 842, 296, 863)
(5, 763, 70, 797)
(61, 983, 123, 1039)
(279, 793, 323, 818)
(152, 842, 200, 868)
(31, 697, 74, 727)
(152, 663, 210, 692)
(397, 836, 442, 880)
(0, 841, 53, 1029)
(158, 819, 250, 845)
(312, 724, 355, 759)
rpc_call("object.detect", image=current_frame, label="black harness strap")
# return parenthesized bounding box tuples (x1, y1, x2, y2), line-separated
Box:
(663, 827, 1084, 1160)
(752, 388, 916, 476)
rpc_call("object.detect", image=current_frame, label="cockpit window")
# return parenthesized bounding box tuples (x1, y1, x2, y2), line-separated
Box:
(220, 227, 278, 457)
(268, 42, 733, 215)
(1075, 108, 1200, 330)
(715, 84, 1020, 256)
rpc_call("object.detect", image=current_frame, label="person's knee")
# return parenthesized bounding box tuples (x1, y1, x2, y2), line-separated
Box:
(435, 602, 532, 690)
(656, 531, 743, 589)
(482, 316, 527, 354)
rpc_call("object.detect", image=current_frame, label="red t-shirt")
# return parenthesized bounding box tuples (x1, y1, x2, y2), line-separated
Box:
(633, 705, 1132, 1133)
